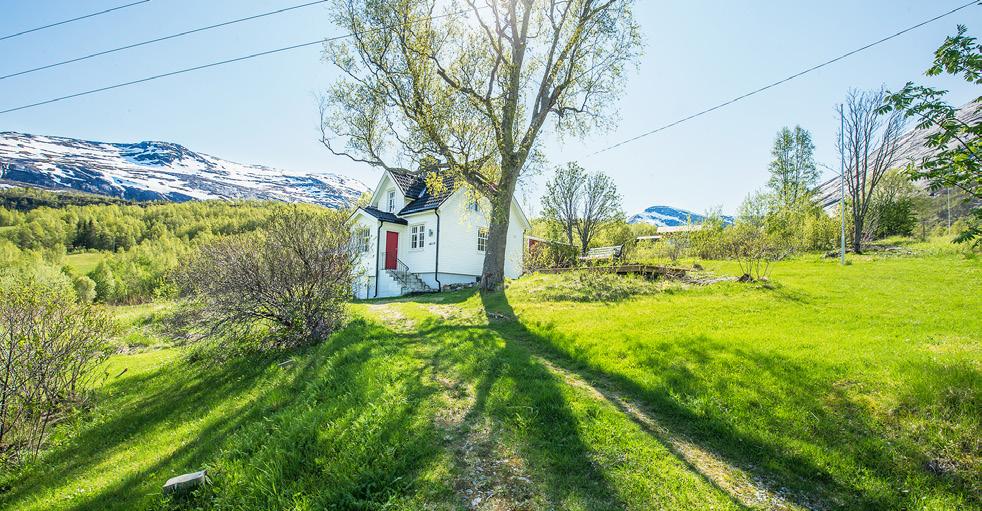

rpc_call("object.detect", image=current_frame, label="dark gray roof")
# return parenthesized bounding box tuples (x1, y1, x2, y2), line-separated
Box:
(387, 168, 420, 196)
(362, 206, 408, 224)
(399, 171, 458, 215)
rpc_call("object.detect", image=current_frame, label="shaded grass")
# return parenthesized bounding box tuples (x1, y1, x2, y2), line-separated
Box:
(109, 301, 181, 350)
(1, 305, 744, 510)
(0, 319, 458, 511)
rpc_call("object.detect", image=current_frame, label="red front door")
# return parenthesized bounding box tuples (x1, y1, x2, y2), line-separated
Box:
(384, 231, 399, 270)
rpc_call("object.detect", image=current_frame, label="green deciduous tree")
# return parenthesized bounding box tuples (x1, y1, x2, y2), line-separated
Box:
(870, 169, 920, 238)
(319, 0, 642, 290)
(767, 126, 818, 207)
(541, 162, 623, 254)
(880, 25, 982, 246)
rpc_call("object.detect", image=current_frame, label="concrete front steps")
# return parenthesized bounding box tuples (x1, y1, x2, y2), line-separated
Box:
(386, 269, 436, 294)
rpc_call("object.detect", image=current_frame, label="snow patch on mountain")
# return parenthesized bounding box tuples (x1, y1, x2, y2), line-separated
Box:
(628, 205, 734, 227)
(0, 132, 368, 208)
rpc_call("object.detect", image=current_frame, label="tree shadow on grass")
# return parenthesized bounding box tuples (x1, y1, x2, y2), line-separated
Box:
(368, 296, 631, 510)
(453, 323, 627, 509)
(478, 291, 980, 510)
(0, 319, 456, 511)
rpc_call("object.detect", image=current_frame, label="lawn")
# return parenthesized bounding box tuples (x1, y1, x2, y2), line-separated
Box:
(502, 251, 981, 510)
(0, 248, 978, 510)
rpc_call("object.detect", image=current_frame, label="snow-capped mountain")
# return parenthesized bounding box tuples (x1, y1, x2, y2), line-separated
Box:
(0, 132, 368, 208)
(627, 205, 734, 227)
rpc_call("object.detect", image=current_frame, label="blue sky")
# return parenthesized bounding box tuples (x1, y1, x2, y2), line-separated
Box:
(1, 0, 979, 215)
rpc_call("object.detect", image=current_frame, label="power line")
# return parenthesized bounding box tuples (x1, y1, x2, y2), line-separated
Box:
(586, 0, 979, 157)
(0, 0, 331, 81)
(0, 1, 151, 42)
(0, 8, 477, 116)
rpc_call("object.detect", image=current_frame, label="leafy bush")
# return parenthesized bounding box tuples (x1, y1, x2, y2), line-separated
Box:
(180, 209, 355, 350)
(800, 211, 841, 252)
(525, 241, 577, 269)
(0, 264, 114, 463)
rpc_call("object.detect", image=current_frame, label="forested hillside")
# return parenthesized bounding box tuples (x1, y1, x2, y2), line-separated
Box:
(0, 186, 329, 304)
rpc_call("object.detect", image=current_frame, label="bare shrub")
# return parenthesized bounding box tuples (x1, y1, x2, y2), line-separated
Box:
(727, 223, 781, 282)
(0, 266, 114, 463)
(181, 208, 354, 349)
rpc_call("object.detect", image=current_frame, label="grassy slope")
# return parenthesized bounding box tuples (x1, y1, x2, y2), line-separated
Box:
(1, 249, 978, 510)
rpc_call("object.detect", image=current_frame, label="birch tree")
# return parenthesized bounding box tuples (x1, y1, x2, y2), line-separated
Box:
(319, 0, 642, 290)
(541, 162, 621, 254)
(767, 125, 818, 207)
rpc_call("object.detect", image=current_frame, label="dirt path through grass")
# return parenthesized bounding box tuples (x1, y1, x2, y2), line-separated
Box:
(366, 300, 816, 510)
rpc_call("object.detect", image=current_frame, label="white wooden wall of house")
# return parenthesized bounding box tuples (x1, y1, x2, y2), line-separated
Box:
(350, 171, 530, 299)
(435, 191, 526, 281)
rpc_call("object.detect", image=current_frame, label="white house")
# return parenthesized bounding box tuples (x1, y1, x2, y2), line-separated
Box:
(349, 168, 531, 299)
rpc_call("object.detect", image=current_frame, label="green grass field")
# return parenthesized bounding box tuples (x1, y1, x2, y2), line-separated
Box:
(63, 252, 106, 275)
(0, 248, 978, 510)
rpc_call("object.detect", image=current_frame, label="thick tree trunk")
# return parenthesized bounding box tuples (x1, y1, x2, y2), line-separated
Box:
(480, 170, 519, 291)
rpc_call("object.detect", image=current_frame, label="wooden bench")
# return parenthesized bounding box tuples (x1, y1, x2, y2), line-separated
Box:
(578, 245, 623, 262)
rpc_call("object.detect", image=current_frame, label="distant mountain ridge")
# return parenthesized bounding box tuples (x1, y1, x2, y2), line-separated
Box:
(0, 132, 368, 208)
(627, 205, 734, 227)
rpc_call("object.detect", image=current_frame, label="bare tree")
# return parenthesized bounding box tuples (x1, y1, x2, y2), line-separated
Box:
(837, 88, 906, 253)
(319, 0, 642, 290)
(181, 208, 355, 349)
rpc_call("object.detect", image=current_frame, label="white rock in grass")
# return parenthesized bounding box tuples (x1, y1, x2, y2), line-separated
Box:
(162, 470, 208, 495)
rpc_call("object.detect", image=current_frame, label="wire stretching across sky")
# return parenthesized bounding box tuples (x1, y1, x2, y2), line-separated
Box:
(0, 7, 483, 116)
(0, 1, 151, 42)
(0, 0, 331, 81)
(0, 1, 976, 118)
(585, 0, 980, 157)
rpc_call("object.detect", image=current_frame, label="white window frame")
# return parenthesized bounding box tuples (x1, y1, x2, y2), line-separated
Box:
(477, 227, 488, 252)
(386, 190, 396, 212)
(410, 223, 425, 250)
(354, 227, 370, 253)
(469, 197, 480, 212)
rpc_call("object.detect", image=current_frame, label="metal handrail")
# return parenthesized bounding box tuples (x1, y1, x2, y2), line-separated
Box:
(382, 251, 434, 291)
(383, 251, 411, 273)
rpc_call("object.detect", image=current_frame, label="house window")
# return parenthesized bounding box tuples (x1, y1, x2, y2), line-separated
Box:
(387, 190, 396, 212)
(469, 198, 480, 211)
(477, 227, 488, 252)
(354, 227, 370, 253)
(410, 224, 425, 250)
